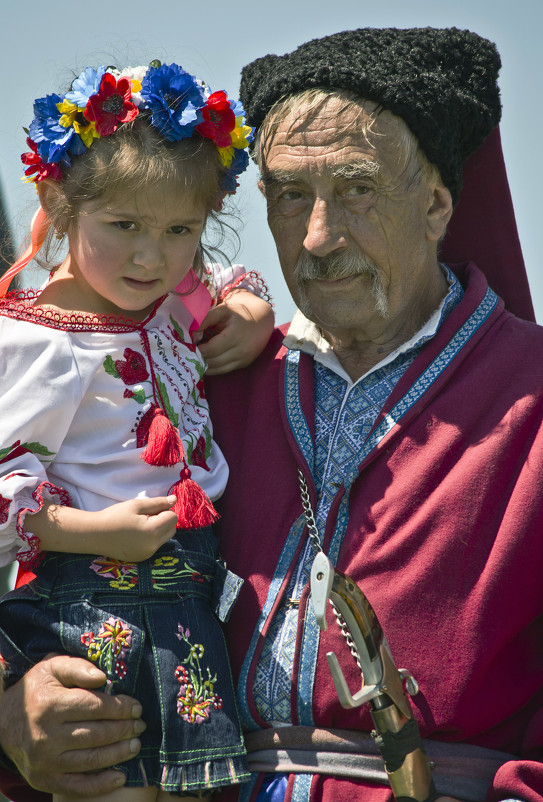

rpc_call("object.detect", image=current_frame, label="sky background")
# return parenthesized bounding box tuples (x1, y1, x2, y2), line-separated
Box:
(0, 0, 541, 324)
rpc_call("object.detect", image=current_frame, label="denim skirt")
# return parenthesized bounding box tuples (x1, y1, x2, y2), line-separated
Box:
(0, 527, 249, 795)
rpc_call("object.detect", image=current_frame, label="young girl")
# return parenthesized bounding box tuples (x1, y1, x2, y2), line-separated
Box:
(0, 61, 274, 800)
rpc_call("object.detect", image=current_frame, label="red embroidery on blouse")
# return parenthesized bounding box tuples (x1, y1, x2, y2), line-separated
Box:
(0, 495, 10, 525)
(16, 481, 72, 569)
(115, 348, 149, 384)
(0, 290, 166, 333)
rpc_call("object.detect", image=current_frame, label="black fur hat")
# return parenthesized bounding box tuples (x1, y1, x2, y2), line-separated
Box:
(240, 27, 502, 203)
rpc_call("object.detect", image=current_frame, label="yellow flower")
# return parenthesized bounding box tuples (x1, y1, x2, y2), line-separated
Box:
(231, 118, 253, 150)
(73, 119, 100, 148)
(217, 146, 234, 169)
(56, 99, 80, 128)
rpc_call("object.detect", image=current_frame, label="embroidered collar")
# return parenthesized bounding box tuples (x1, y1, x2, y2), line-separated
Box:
(0, 289, 167, 333)
(283, 264, 463, 384)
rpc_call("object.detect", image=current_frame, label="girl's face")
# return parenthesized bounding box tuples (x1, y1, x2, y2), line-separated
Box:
(65, 183, 207, 319)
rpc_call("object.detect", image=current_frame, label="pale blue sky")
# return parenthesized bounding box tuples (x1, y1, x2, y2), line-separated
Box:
(0, 0, 540, 323)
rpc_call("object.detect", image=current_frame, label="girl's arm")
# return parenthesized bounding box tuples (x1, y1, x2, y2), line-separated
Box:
(27, 495, 178, 562)
(195, 288, 275, 374)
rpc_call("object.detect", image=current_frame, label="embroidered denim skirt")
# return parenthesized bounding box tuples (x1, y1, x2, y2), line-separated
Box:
(0, 527, 249, 795)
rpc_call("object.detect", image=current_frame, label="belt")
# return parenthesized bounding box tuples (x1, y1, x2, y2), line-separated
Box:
(244, 726, 515, 802)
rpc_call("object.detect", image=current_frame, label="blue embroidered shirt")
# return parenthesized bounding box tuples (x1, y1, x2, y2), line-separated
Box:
(250, 265, 463, 728)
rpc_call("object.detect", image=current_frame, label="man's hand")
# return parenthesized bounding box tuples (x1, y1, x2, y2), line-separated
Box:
(0, 654, 145, 796)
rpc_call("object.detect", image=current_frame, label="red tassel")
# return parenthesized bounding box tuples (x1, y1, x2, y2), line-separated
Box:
(141, 407, 184, 467)
(169, 466, 220, 529)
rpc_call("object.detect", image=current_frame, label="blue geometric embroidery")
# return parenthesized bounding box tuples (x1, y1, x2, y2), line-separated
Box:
(285, 349, 314, 470)
(249, 274, 487, 733)
(237, 516, 308, 731)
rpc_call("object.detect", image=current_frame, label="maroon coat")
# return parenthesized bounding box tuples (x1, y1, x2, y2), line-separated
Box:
(207, 262, 543, 802)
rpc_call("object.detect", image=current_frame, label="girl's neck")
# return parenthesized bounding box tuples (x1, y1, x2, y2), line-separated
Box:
(34, 261, 156, 322)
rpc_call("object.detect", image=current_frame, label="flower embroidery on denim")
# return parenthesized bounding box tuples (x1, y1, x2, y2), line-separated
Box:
(81, 617, 132, 682)
(175, 623, 223, 724)
(89, 555, 212, 590)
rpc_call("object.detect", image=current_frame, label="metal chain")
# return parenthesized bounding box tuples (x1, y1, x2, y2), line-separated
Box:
(298, 469, 363, 671)
(332, 602, 363, 671)
(298, 468, 323, 554)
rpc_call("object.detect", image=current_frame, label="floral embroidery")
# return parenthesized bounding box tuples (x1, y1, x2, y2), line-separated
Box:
(104, 348, 149, 386)
(104, 344, 179, 426)
(168, 315, 205, 374)
(89, 554, 212, 590)
(0, 439, 55, 464)
(0, 495, 10, 524)
(175, 623, 223, 724)
(189, 433, 211, 471)
(116, 348, 149, 384)
(81, 617, 132, 681)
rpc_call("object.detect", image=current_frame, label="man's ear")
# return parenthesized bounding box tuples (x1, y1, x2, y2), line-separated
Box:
(257, 179, 265, 196)
(36, 179, 67, 229)
(426, 183, 453, 243)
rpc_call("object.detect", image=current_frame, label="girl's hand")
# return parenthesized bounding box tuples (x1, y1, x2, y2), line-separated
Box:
(92, 496, 179, 561)
(195, 289, 274, 374)
(28, 496, 178, 562)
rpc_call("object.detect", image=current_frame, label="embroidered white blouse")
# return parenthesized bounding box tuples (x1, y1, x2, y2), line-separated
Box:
(0, 264, 263, 568)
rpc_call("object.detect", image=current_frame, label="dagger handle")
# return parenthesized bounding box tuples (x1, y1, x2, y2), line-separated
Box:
(371, 701, 438, 802)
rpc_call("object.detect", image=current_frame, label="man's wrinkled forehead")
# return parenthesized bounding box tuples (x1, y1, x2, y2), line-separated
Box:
(258, 95, 406, 170)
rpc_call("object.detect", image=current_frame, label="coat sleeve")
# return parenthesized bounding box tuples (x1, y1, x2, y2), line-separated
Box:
(0, 319, 85, 567)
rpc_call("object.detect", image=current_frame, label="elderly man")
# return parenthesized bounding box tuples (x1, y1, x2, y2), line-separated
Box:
(0, 27, 542, 802)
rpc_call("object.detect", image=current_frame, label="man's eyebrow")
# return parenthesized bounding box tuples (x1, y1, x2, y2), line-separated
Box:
(259, 169, 300, 187)
(331, 160, 380, 180)
(259, 160, 380, 187)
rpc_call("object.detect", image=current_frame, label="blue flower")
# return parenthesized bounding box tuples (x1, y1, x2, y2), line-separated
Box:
(222, 148, 249, 193)
(28, 93, 86, 166)
(65, 66, 106, 109)
(229, 100, 245, 118)
(140, 63, 206, 141)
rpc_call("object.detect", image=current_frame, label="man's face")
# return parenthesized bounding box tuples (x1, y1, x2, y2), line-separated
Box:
(259, 97, 451, 343)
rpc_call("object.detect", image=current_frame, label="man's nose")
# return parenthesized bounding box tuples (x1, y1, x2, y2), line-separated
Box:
(303, 198, 348, 257)
(133, 233, 164, 269)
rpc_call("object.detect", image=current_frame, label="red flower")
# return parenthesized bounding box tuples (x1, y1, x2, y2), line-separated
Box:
(115, 348, 149, 385)
(136, 403, 159, 447)
(175, 665, 189, 683)
(196, 91, 235, 148)
(0, 495, 10, 525)
(191, 435, 210, 471)
(21, 138, 62, 183)
(84, 73, 138, 136)
(81, 631, 94, 647)
(115, 660, 127, 680)
(168, 325, 198, 352)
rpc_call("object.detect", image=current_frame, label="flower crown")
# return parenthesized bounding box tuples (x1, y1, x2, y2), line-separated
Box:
(22, 61, 254, 193)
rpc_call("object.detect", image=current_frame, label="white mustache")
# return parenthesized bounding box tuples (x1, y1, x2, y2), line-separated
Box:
(294, 250, 379, 281)
(294, 250, 389, 318)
